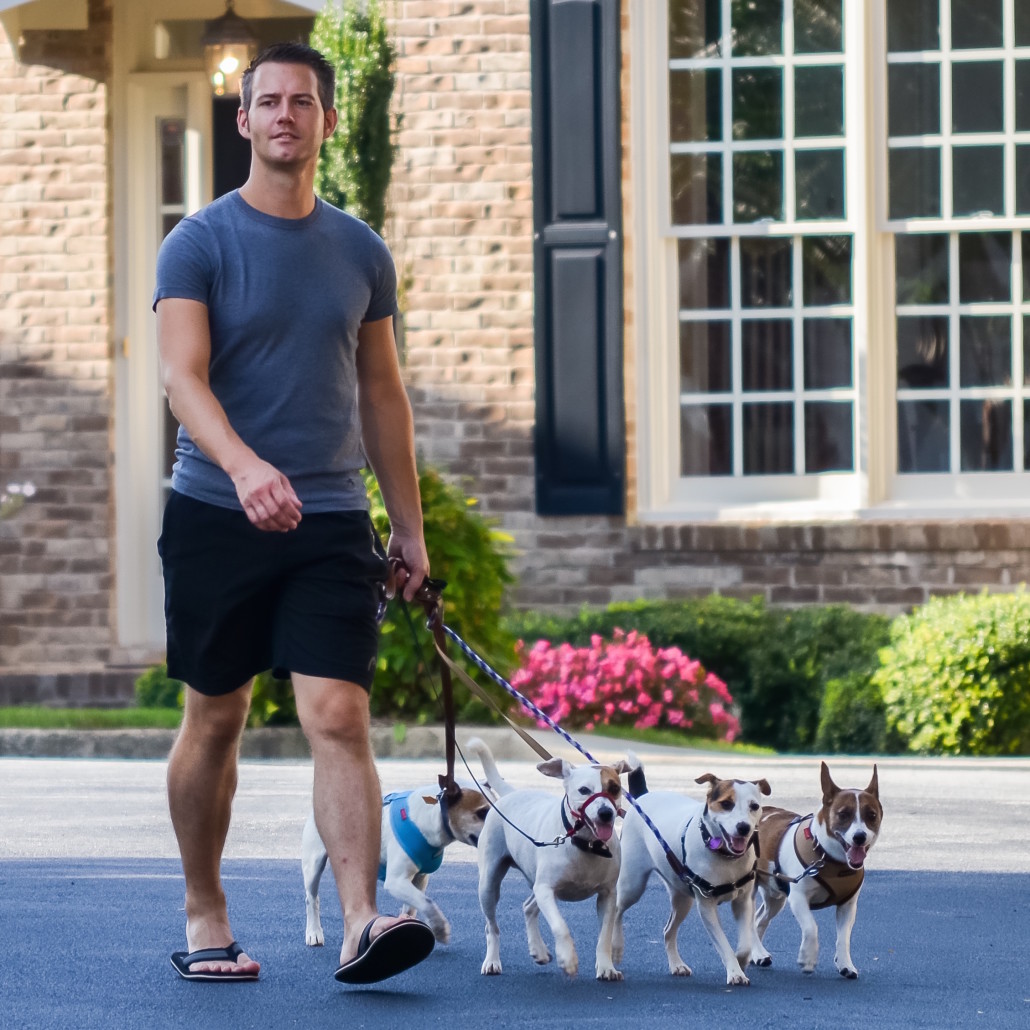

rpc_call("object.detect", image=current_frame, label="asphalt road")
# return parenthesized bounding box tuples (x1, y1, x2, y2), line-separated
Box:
(1, 745, 1028, 1029)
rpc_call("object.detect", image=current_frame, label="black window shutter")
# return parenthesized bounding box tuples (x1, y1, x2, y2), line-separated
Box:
(531, 0, 624, 515)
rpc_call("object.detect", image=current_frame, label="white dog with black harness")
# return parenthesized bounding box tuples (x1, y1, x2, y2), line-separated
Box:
(473, 748, 634, 980)
(613, 772, 771, 985)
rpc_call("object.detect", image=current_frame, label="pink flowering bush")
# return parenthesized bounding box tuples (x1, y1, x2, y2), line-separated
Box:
(510, 629, 740, 742)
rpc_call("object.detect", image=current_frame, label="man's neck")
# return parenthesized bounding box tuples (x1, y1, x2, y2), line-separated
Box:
(238, 167, 317, 219)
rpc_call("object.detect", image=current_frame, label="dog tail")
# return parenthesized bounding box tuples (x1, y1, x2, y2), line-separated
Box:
(625, 750, 648, 798)
(464, 736, 515, 797)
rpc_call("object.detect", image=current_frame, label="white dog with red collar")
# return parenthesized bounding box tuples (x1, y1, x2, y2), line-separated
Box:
(613, 772, 771, 985)
(473, 749, 634, 980)
(751, 762, 882, 978)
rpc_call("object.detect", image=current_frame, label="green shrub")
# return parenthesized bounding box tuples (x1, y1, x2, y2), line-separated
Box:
(365, 466, 517, 722)
(874, 590, 1030, 755)
(815, 672, 889, 754)
(312, 0, 397, 235)
(248, 671, 297, 728)
(134, 663, 183, 709)
(505, 597, 891, 752)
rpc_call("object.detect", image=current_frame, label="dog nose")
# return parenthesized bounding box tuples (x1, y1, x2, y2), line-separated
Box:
(852, 830, 867, 846)
(597, 807, 614, 825)
(736, 821, 751, 836)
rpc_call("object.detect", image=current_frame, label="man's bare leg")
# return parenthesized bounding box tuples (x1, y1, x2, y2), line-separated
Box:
(167, 681, 260, 976)
(293, 673, 412, 966)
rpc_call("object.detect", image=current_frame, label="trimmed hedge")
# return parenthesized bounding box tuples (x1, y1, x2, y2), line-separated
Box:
(875, 590, 1030, 755)
(505, 598, 891, 753)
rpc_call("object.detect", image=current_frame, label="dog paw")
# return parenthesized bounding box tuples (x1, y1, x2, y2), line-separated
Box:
(670, 963, 692, 977)
(726, 971, 751, 987)
(596, 967, 623, 982)
(755, 956, 772, 968)
(305, 929, 324, 947)
(481, 960, 503, 976)
(529, 946, 552, 965)
(431, 919, 451, 945)
(557, 954, 579, 977)
(838, 965, 858, 979)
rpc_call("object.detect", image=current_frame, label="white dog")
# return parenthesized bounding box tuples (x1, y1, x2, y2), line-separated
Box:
(614, 772, 771, 985)
(473, 746, 634, 980)
(302, 770, 493, 948)
(751, 762, 882, 978)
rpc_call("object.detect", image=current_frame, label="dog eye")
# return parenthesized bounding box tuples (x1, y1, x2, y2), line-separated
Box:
(578, 786, 592, 796)
(749, 801, 760, 812)
(719, 799, 735, 811)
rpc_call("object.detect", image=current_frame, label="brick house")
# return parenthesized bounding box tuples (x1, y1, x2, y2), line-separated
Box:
(3, 0, 1030, 705)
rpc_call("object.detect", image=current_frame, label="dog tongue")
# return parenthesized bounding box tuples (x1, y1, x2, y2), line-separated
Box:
(594, 822, 614, 843)
(847, 843, 867, 867)
(728, 835, 749, 855)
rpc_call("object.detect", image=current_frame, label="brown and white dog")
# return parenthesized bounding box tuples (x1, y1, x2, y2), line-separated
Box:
(474, 747, 635, 980)
(750, 762, 882, 978)
(613, 772, 771, 985)
(302, 756, 495, 947)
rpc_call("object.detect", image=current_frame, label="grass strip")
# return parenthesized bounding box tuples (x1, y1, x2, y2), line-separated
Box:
(0, 706, 182, 730)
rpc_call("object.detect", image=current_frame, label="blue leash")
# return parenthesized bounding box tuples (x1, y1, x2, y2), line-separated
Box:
(422, 611, 694, 883)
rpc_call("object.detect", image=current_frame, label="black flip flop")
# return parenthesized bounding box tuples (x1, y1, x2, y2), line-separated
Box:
(333, 918, 435, 985)
(170, 941, 259, 982)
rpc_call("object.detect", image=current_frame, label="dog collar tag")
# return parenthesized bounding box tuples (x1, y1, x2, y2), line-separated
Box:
(708, 836, 723, 851)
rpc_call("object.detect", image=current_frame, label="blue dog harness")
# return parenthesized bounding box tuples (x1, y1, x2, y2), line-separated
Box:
(378, 791, 445, 882)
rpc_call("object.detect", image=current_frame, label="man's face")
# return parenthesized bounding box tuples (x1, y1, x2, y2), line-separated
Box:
(237, 61, 336, 170)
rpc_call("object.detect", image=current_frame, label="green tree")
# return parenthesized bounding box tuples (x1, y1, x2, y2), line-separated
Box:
(311, 0, 397, 236)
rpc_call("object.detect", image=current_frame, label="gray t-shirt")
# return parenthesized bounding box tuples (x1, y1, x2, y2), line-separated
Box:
(152, 190, 398, 512)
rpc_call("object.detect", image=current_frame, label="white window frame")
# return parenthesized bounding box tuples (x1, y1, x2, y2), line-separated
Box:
(632, 0, 1030, 522)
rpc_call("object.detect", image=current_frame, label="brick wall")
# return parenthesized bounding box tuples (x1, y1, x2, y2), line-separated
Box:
(388, 1, 1030, 616)
(2, 1, 1030, 707)
(0, 0, 124, 702)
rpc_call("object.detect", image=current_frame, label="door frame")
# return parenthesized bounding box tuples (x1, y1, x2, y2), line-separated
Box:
(114, 72, 211, 648)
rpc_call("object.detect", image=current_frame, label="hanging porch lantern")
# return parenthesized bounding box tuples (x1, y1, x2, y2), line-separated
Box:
(201, 1, 259, 98)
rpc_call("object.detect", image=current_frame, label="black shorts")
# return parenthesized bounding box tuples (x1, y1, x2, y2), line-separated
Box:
(157, 491, 388, 696)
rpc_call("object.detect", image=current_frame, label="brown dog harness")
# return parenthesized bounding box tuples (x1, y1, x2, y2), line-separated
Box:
(757, 808, 864, 909)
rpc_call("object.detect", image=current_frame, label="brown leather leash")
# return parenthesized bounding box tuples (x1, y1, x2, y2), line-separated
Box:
(407, 575, 463, 799)
(404, 570, 554, 797)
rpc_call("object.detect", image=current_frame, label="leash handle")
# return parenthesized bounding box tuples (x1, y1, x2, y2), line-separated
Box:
(391, 561, 460, 799)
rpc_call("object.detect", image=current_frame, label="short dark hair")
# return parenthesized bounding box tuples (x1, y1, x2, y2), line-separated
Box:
(240, 42, 335, 113)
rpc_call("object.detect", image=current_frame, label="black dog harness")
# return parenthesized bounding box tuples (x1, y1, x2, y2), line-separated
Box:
(674, 809, 759, 899)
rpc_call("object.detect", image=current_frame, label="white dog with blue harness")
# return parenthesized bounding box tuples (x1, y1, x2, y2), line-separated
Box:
(303, 780, 493, 947)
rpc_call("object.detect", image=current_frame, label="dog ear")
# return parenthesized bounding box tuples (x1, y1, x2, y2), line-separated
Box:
(865, 764, 879, 799)
(611, 759, 633, 774)
(475, 805, 491, 821)
(695, 773, 719, 790)
(536, 757, 567, 779)
(753, 778, 772, 796)
(422, 795, 439, 806)
(820, 761, 840, 803)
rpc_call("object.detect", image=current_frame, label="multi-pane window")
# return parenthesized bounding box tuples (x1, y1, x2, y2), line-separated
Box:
(668, 0, 855, 482)
(887, 0, 1030, 476)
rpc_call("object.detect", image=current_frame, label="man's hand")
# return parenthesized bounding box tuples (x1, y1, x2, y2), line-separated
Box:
(231, 456, 303, 532)
(385, 532, 430, 602)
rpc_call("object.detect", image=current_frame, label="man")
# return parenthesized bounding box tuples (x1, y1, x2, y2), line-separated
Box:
(153, 41, 434, 985)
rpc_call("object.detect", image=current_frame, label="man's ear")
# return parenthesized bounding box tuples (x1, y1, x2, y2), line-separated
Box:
(323, 107, 338, 140)
(237, 105, 251, 140)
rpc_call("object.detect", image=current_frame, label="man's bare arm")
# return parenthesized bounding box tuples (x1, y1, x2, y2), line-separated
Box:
(156, 297, 302, 532)
(356, 315, 428, 600)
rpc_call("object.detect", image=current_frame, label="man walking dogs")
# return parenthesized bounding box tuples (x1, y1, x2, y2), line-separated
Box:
(153, 42, 434, 985)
